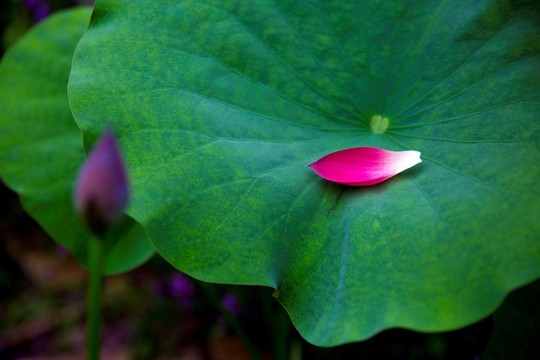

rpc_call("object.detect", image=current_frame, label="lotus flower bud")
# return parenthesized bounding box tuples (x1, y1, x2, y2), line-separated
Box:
(74, 129, 129, 235)
(309, 147, 421, 186)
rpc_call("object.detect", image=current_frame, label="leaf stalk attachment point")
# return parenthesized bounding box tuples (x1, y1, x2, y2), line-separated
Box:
(370, 115, 389, 134)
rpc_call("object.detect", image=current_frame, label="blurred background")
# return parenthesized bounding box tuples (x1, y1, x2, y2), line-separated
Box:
(1, 1, 94, 56)
(0, 1, 535, 359)
(0, 179, 494, 360)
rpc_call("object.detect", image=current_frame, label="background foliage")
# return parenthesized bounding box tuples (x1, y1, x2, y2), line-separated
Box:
(0, 6, 154, 274)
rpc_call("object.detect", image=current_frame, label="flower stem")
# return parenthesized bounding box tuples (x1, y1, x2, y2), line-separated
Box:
(86, 237, 104, 360)
(262, 290, 290, 360)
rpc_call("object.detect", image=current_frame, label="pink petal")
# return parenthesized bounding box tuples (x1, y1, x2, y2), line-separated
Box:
(309, 147, 421, 186)
(74, 129, 129, 229)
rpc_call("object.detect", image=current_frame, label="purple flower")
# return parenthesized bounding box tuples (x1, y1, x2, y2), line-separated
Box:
(55, 244, 70, 257)
(221, 293, 243, 316)
(74, 129, 129, 234)
(22, 0, 41, 9)
(169, 273, 195, 309)
(22, 0, 51, 23)
(32, 2, 51, 23)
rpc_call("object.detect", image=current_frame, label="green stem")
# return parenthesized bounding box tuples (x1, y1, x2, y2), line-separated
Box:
(275, 308, 290, 360)
(262, 290, 290, 360)
(86, 237, 104, 360)
(289, 339, 302, 360)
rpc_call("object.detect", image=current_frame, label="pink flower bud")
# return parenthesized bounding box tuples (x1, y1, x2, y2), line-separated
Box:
(309, 147, 421, 186)
(74, 130, 129, 233)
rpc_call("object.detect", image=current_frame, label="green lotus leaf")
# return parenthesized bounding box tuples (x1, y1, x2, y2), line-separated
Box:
(68, 0, 540, 344)
(0, 7, 154, 274)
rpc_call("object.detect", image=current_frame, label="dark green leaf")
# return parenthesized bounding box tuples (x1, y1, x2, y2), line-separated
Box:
(0, 7, 154, 274)
(68, 0, 540, 344)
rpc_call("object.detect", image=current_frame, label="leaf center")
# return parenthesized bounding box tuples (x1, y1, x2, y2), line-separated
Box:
(370, 115, 389, 134)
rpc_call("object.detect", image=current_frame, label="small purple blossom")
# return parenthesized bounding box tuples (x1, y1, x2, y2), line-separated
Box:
(32, 2, 51, 23)
(74, 129, 129, 234)
(23, 0, 41, 9)
(169, 273, 195, 309)
(55, 244, 70, 257)
(221, 293, 243, 316)
(22, 0, 51, 23)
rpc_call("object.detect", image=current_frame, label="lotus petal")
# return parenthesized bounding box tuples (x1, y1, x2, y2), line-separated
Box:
(309, 147, 421, 186)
